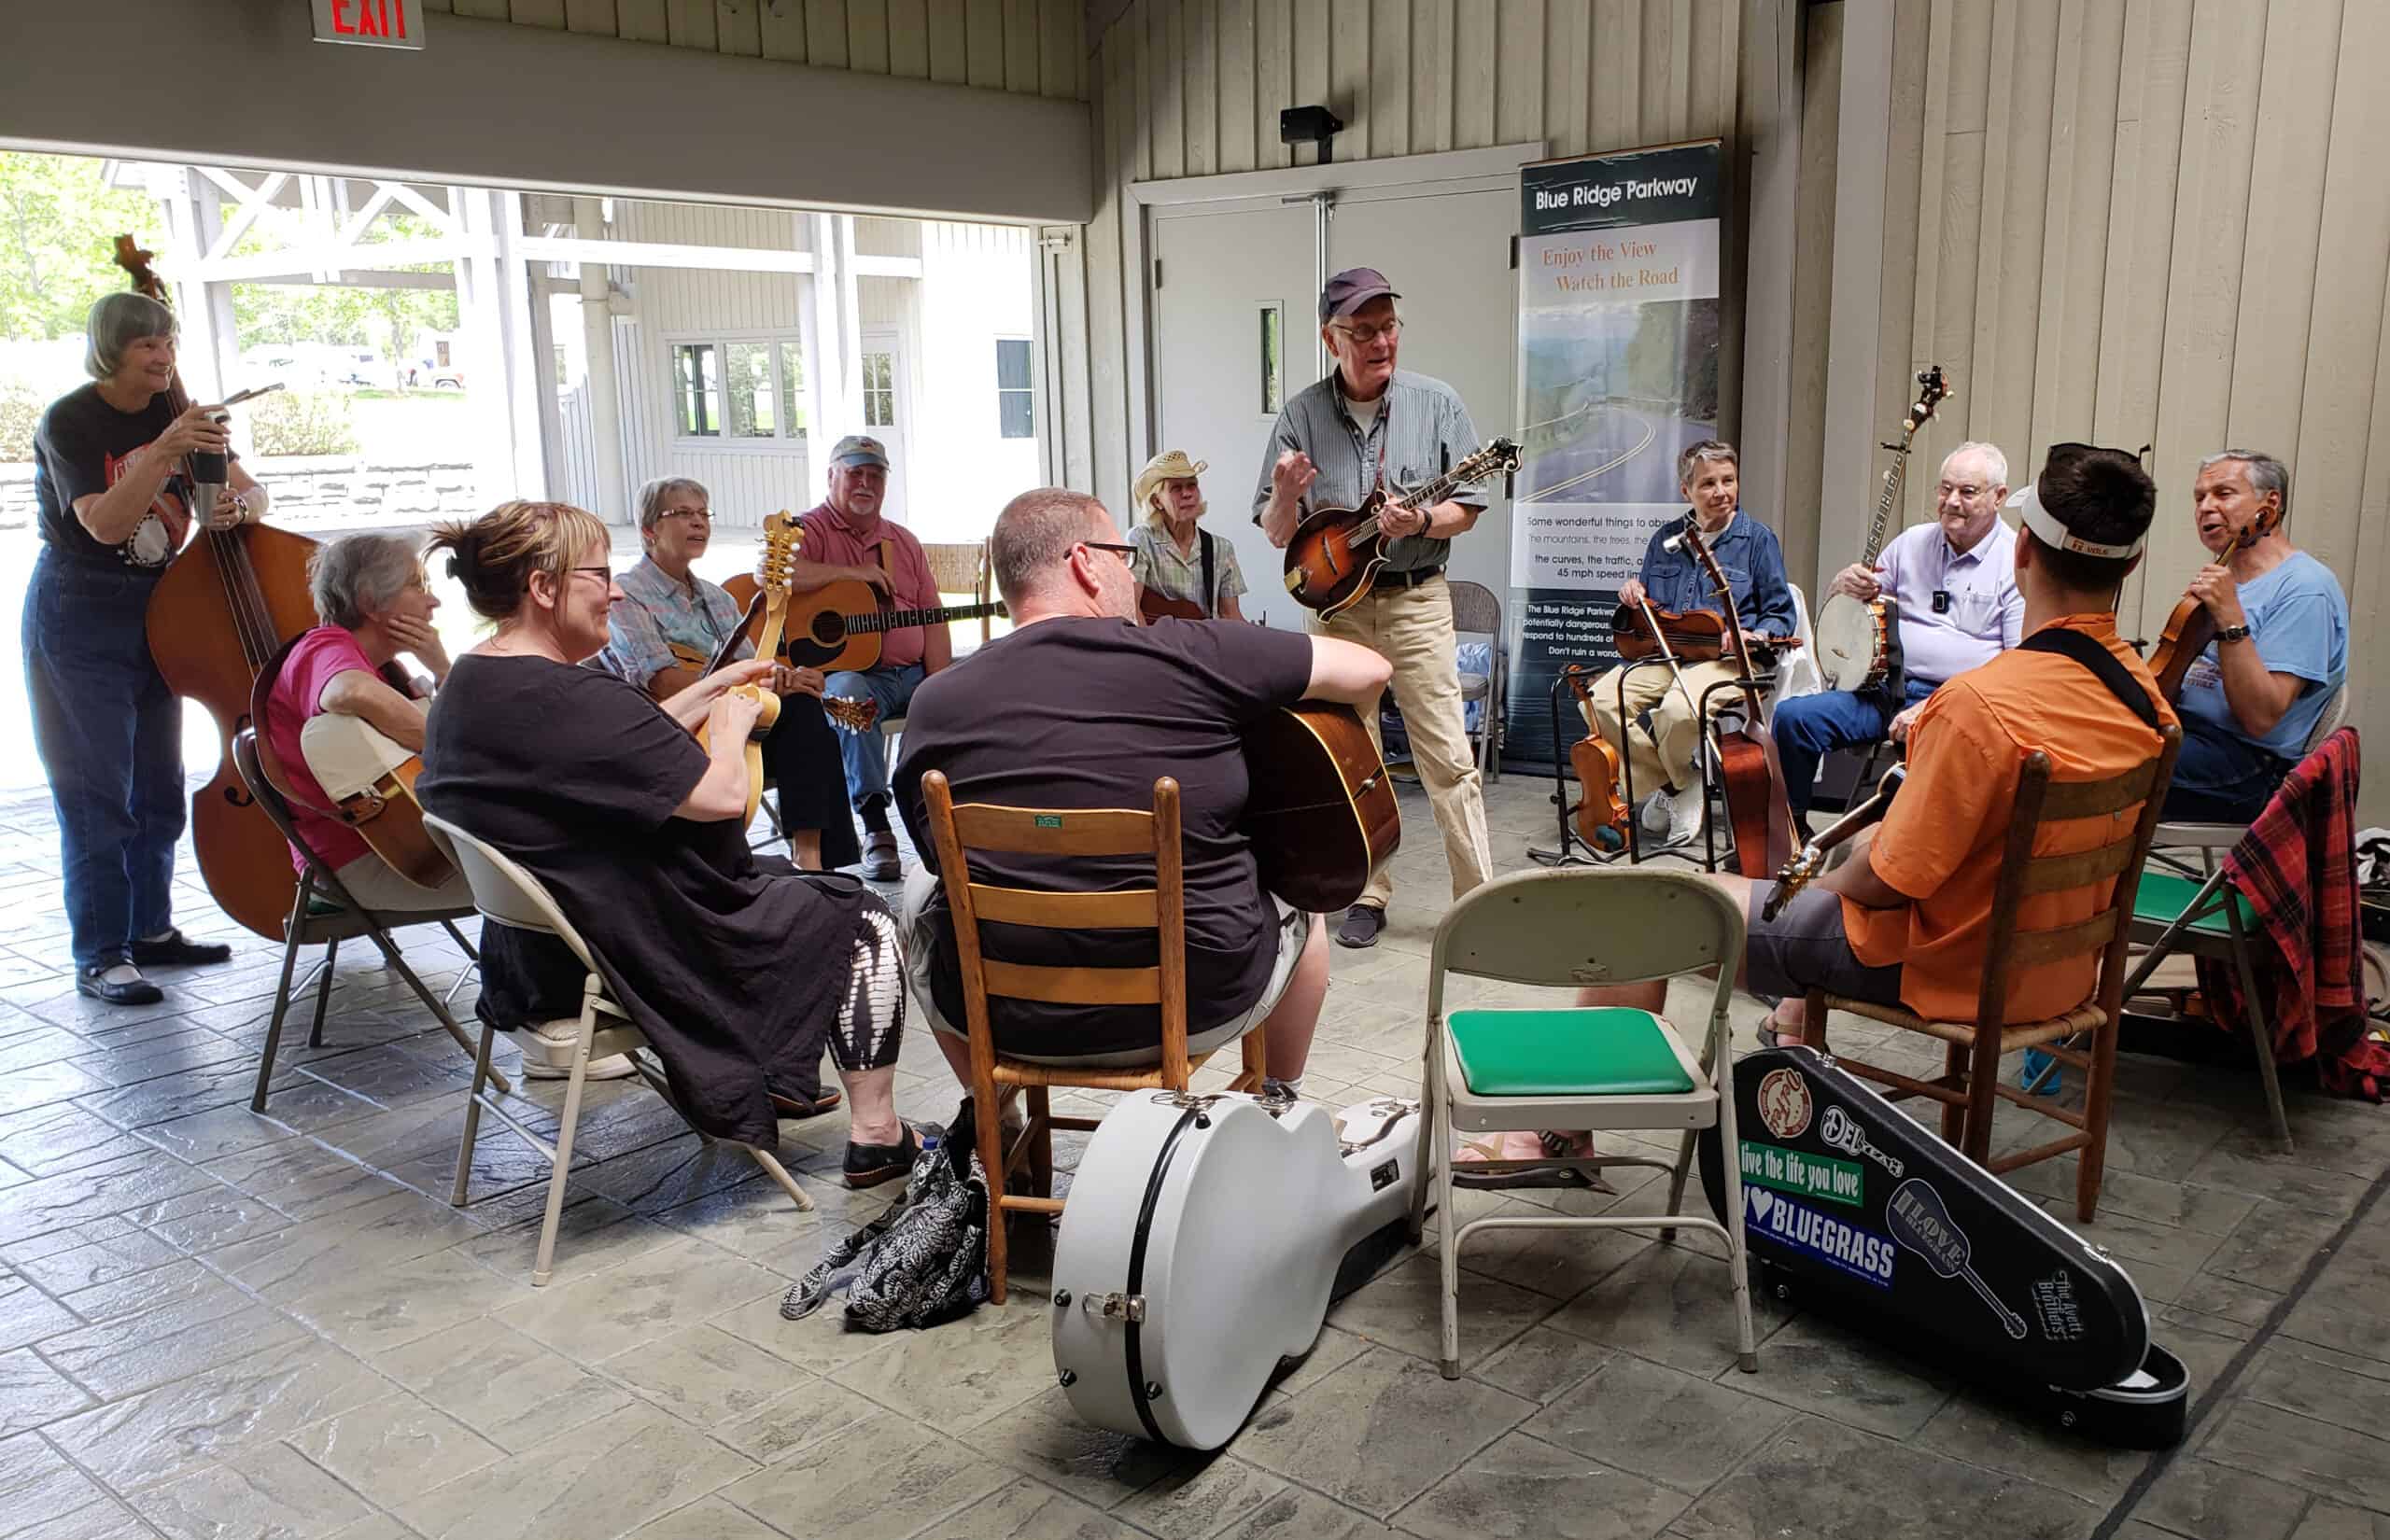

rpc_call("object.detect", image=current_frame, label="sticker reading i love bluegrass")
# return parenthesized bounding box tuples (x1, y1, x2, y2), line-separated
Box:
(1739, 1140, 1863, 1207)
(1742, 1187, 1895, 1289)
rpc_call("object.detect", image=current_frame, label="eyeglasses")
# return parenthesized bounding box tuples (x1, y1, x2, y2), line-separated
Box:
(1328, 316, 1403, 346)
(665, 507, 711, 522)
(567, 566, 613, 585)
(1935, 483, 1989, 501)
(1080, 541, 1136, 562)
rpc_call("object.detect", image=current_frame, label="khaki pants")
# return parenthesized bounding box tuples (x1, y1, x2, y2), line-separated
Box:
(1315, 576, 1493, 907)
(1582, 658, 1744, 801)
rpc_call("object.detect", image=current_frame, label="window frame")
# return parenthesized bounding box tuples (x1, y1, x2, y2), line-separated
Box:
(666, 330, 809, 453)
(994, 335, 1035, 441)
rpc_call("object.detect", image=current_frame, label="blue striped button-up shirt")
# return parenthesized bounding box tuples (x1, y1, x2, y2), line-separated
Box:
(1251, 369, 1485, 575)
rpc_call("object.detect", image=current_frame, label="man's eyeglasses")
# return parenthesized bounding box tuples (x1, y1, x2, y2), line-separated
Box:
(1329, 316, 1403, 346)
(1080, 542, 1136, 561)
(1935, 483, 1989, 501)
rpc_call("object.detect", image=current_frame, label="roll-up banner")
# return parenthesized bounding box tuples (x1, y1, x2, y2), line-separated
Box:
(1507, 140, 1723, 768)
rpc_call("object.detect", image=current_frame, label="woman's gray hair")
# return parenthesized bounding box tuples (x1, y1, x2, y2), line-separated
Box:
(1676, 439, 1739, 486)
(636, 477, 709, 537)
(308, 532, 423, 631)
(84, 292, 177, 382)
(2198, 450, 2289, 516)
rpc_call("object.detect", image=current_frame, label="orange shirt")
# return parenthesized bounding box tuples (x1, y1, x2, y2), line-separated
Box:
(1843, 614, 2177, 1024)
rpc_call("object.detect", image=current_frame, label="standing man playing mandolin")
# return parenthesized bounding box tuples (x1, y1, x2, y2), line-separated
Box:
(1772, 442, 2022, 829)
(1256, 268, 1494, 948)
(1581, 441, 1797, 849)
(2158, 451, 2346, 823)
(788, 435, 951, 882)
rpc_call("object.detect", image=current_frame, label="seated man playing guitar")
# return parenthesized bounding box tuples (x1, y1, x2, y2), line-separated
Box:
(1581, 440, 1798, 848)
(789, 435, 951, 883)
(891, 486, 1390, 1089)
(600, 476, 860, 871)
(1575, 444, 2176, 1057)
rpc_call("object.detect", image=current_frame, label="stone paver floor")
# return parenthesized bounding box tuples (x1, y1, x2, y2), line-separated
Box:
(0, 765, 2381, 1540)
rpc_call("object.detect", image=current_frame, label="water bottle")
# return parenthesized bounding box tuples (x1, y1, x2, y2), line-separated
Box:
(2019, 1046, 2061, 1097)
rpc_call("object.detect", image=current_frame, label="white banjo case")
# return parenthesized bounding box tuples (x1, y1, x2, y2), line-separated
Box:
(1051, 1091, 1422, 1449)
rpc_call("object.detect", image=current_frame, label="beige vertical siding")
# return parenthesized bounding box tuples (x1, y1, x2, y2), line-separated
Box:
(418, 0, 1084, 96)
(1839, 0, 2384, 815)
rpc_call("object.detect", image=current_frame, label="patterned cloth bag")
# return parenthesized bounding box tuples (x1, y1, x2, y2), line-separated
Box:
(782, 1102, 990, 1331)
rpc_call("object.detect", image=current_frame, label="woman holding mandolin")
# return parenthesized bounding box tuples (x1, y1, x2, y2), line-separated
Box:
(2153, 451, 2346, 823)
(417, 500, 921, 1183)
(1129, 449, 1247, 622)
(601, 477, 859, 871)
(25, 291, 267, 1003)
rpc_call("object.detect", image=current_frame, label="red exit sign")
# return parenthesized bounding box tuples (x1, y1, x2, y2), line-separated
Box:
(311, 0, 425, 50)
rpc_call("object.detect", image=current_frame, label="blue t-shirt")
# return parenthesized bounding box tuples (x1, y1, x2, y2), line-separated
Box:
(2174, 551, 2347, 756)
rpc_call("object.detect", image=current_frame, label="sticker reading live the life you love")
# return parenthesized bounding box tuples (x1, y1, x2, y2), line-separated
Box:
(1507, 139, 1724, 765)
(1739, 1140, 1863, 1207)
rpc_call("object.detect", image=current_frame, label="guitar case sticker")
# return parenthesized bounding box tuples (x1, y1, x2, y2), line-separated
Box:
(1700, 1046, 2188, 1449)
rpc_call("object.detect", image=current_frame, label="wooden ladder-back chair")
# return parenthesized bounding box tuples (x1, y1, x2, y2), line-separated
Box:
(1807, 728, 2180, 1221)
(921, 769, 1267, 1303)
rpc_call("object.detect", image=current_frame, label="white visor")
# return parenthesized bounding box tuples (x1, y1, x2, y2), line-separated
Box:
(2007, 483, 2145, 560)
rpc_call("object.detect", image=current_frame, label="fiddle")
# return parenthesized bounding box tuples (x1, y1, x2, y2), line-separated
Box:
(1560, 666, 1630, 849)
(1613, 605, 1726, 663)
(2147, 496, 2284, 702)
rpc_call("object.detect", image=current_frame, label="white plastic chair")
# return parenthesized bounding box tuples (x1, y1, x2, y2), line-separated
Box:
(1406, 866, 1757, 1378)
(423, 812, 811, 1286)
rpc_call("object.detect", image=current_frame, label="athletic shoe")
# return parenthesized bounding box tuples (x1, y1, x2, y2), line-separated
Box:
(862, 832, 902, 882)
(519, 1020, 637, 1080)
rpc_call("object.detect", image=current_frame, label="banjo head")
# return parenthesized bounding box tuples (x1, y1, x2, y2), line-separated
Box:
(1812, 594, 1882, 692)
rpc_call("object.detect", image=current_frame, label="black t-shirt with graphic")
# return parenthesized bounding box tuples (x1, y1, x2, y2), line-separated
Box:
(32, 383, 216, 568)
(893, 615, 1316, 1057)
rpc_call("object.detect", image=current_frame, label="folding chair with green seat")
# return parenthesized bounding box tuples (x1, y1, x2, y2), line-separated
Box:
(1406, 865, 1757, 1379)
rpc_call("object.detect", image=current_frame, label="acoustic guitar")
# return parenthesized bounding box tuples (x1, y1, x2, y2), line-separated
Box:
(1281, 438, 1522, 617)
(1138, 591, 1207, 623)
(724, 573, 1007, 672)
(1243, 702, 1400, 913)
(299, 714, 453, 890)
(660, 639, 880, 732)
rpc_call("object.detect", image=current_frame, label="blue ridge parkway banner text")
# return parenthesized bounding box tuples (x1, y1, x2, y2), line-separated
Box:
(1507, 140, 1723, 768)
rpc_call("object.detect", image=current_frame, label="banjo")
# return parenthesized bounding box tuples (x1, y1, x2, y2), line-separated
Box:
(1052, 1090, 1422, 1449)
(1813, 366, 1948, 693)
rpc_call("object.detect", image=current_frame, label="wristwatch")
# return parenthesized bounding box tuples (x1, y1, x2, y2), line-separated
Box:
(2215, 623, 2253, 644)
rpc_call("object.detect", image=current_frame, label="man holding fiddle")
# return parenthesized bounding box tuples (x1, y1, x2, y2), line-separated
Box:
(1581, 440, 1796, 849)
(2158, 450, 2346, 823)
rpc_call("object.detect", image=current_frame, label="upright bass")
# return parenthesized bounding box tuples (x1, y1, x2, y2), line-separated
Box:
(116, 237, 325, 942)
(1672, 518, 1796, 879)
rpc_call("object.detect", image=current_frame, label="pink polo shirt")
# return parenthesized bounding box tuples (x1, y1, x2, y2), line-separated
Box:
(796, 499, 939, 668)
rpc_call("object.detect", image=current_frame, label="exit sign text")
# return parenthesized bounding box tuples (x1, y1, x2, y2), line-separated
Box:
(311, 0, 425, 50)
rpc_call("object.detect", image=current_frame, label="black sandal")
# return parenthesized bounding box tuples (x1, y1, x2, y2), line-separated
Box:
(843, 1122, 921, 1188)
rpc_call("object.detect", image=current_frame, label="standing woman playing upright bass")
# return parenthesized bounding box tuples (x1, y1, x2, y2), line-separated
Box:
(24, 292, 268, 1004)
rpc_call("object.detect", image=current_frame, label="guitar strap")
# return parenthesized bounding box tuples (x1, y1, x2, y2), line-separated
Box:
(1200, 529, 1216, 617)
(2017, 625, 2161, 732)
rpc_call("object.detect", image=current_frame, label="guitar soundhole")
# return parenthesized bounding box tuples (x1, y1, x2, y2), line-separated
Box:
(812, 614, 844, 647)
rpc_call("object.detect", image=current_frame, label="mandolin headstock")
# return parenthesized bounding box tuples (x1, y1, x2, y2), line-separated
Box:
(823, 695, 879, 733)
(756, 511, 803, 598)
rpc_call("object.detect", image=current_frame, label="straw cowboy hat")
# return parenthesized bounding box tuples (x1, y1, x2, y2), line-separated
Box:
(1132, 449, 1209, 517)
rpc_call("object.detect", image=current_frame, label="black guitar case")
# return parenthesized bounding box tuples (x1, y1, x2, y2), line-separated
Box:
(1697, 1046, 2187, 1449)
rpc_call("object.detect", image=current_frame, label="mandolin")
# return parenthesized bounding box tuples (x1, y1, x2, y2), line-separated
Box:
(2146, 496, 2283, 703)
(662, 637, 879, 732)
(1673, 519, 1795, 878)
(724, 574, 1007, 673)
(696, 513, 800, 826)
(1281, 439, 1522, 617)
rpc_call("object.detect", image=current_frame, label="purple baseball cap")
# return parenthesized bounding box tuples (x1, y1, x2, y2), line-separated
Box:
(1319, 267, 1400, 322)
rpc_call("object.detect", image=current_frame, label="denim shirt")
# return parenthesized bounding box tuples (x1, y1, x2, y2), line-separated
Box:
(1634, 510, 1798, 639)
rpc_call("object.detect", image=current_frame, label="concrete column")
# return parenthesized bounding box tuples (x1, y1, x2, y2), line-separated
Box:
(572, 196, 627, 523)
(803, 211, 842, 507)
(457, 189, 546, 506)
(166, 169, 231, 403)
(835, 214, 865, 433)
